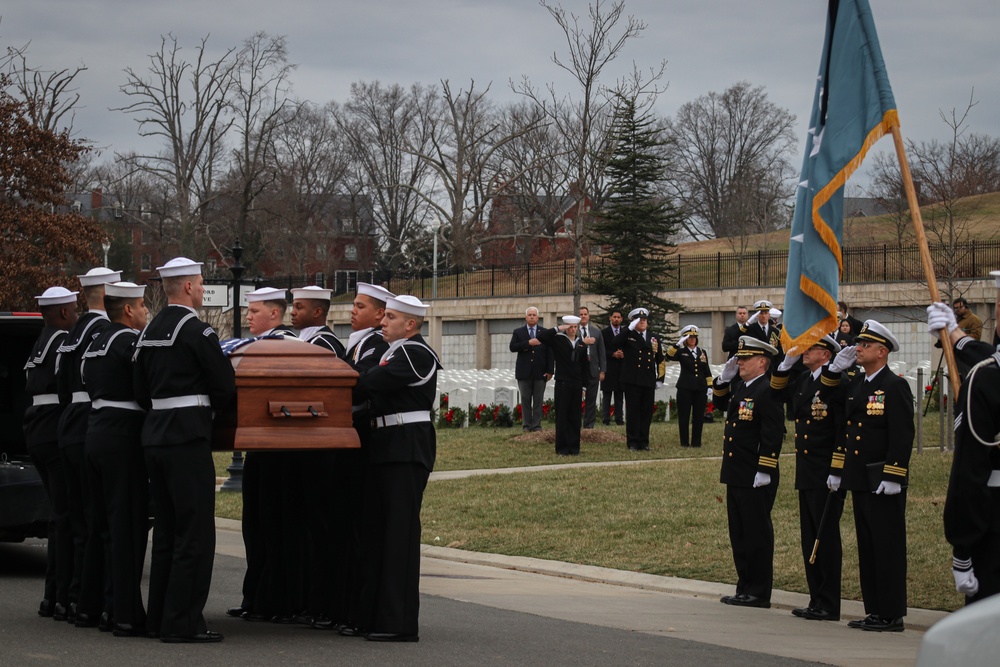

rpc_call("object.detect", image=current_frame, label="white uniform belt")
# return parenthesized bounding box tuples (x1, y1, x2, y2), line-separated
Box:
(150, 394, 211, 410)
(32, 393, 59, 406)
(71, 391, 91, 404)
(92, 399, 143, 412)
(989, 470, 1000, 488)
(372, 410, 432, 429)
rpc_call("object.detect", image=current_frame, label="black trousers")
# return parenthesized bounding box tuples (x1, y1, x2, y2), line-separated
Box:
(676, 386, 707, 447)
(144, 442, 216, 637)
(85, 435, 149, 626)
(726, 484, 777, 601)
(60, 442, 89, 606)
(623, 383, 654, 449)
(253, 452, 305, 617)
(328, 446, 366, 624)
(359, 462, 430, 636)
(852, 489, 907, 618)
(27, 438, 72, 606)
(299, 450, 338, 616)
(601, 377, 624, 424)
(554, 379, 582, 455)
(967, 529, 1000, 604)
(582, 374, 600, 428)
(798, 488, 843, 615)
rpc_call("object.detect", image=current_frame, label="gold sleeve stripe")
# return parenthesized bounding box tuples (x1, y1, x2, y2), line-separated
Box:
(770, 376, 788, 390)
(667, 346, 679, 358)
(713, 387, 730, 397)
(884, 465, 908, 476)
(821, 375, 840, 387)
(705, 377, 714, 387)
(758, 456, 779, 468)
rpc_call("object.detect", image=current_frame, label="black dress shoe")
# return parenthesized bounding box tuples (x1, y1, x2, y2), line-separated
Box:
(720, 593, 771, 609)
(67, 602, 78, 623)
(75, 612, 98, 628)
(793, 607, 839, 621)
(270, 615, 297, 624)
(338, 625, 363, 637)
(112, 623, 146, 637)
(291, 613, 315, 626)
(52, 603, 68, 622)
(38, 599, 55, 617)
(847, 614, 877, 628)
(365, 632, 419, 642)
(240, 611, 270, 622)
(160, 631, 224, 644)
(225, 606, 247, 618)
(99, 611, 114, 632)
(860, 616, 904, 632)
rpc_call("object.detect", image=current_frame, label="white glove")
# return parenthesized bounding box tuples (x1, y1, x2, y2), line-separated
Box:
(677, 335, 690, 347)
(629, 318, 639, 331)
(655, 381, 664, 389)
(826, 475, 841, 492)
(875, 480, 902, 495)
(828, 345, 857, 373)
(718, 356, 739, 383)
(953, 559, 980, 596)
(752, 472, 771, 488)
(926, 302, 959, 335)
(777, 354, 800, 372)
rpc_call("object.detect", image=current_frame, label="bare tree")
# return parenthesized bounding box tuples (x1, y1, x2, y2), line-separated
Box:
(115, 34, 239, 256)
(335, 81, 437, 271)
(2, 40, 87, 135)
(666, 81, 797, 242)
(516, 0, 663, 309)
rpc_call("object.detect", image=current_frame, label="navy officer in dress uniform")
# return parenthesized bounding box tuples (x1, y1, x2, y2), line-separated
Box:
(79, 281, 150, 636)
(615, 308, 665, 451)
(745, 300, 784, 366)
(771, 334, 846, 622)
(319, 282, 394, 635)
(665, 324, 713, 448)
(713, 336, 784, 609)
(57, 266, 120, 629)
(133, 257, 236, 643)
(228, 287, 300, 623)
(831, 320, 913, 632)
(23, 286, 78, 620)
(536, 315, 587, 456)
(355, 295, 441, 642)
(928, 300, 1000, 603)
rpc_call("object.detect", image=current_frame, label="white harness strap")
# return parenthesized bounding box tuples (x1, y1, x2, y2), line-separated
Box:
(379, 339, 440, 387)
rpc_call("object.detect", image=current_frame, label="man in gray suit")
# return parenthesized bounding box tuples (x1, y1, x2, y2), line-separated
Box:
(578, 306, 607, 429)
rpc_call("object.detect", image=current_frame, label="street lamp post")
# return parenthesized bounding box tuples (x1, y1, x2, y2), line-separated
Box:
(221, 239, 245, 492)
(432, 219, 440, 299)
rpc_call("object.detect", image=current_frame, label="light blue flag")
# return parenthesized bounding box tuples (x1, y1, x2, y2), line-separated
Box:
(781, 0, 897, 353)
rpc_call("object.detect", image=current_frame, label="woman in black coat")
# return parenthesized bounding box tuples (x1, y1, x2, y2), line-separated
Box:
(664, 324, 713, 447)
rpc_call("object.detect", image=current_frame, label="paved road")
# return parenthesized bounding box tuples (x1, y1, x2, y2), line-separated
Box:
(2, 519, 938, 667)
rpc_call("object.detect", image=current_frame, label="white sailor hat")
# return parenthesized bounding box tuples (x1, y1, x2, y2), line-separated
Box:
(812, 333, 841, 355)
(77, 267, 123, 287)
(769, 308, 782, 319)
(385, 295, 428, 317)
(628, 307, 649, 320)
(245, 286, 287, 303)
(291, 285, 333, 302)
(562, 315, 581, 325)
(156, 257, 203, 278)
(753, 299, 773, 311)
(356, 282, 395, 302)
(35, 286, 78, 306)
(679, 324, 699, 337)
(735, 335, 779, 358)
(856, 319, 899, 352)
(104, 282, 146, 299)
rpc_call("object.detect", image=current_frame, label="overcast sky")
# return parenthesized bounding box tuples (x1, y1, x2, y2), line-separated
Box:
(3, 0, 998, 189)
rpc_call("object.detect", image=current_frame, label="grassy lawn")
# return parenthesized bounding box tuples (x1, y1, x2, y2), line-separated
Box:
(215, 413, 962, 612)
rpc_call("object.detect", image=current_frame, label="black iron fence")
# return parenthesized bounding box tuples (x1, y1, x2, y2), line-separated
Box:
(215, 240, 1000, 300)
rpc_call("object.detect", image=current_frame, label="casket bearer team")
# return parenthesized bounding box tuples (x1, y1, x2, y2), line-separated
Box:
(79, 281, 151, 636)
(133, 257, 236, 643)
(928, 295, 1000, 603)
(354, 295, 441, 642)
(57, 266, 120, 628)
(615, 308, 665, 451)
(227, 287, 299, 623)
(713, 336, 783, 609)
(771, 334, 848, 622)
(832, 321, 913, 632)
(288, 285, 347, 624)
(536, 315, 588, 456)
(23, 286, 79, 621)
(314, 282, 395, 634)
(665, 324, 713, 448)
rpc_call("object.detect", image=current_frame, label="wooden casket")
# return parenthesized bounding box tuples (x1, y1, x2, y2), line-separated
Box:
(212, 338, 360, 451)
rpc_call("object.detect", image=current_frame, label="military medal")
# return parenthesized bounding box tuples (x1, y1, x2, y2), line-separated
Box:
(738, 398, 755, 420)
(867, 390, 885, 416)
(811, 391, 828, 419)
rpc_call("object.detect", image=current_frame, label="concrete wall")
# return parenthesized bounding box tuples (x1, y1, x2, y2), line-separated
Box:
(326, 279, 998, 372)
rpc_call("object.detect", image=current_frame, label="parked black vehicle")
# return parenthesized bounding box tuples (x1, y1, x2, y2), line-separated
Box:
(0, 312, 51, 541)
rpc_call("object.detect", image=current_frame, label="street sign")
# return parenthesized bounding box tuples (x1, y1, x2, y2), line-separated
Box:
(203, 284, 231, 308)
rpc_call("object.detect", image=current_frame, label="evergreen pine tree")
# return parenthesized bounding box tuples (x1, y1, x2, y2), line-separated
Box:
(586, 93, 683, 328)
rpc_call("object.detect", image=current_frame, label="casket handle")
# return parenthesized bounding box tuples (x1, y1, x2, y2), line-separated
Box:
(268, 401, 329, 419)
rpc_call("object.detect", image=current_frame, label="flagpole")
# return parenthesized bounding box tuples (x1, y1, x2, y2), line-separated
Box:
(889, 124, 962, 399)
